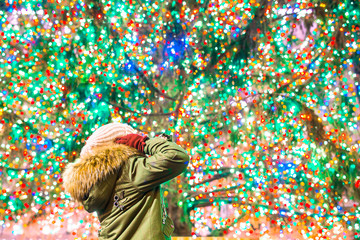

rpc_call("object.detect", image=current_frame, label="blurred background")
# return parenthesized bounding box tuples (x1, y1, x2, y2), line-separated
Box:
(0, 0, 359, 239)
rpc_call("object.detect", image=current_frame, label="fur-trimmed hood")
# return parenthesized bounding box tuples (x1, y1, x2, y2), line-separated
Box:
(62, 143, 145, 202)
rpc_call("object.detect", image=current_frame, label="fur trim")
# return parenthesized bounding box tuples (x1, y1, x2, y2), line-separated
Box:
(62, 143, 144, 202)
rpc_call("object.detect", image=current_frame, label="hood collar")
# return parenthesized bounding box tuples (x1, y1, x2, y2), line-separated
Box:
(62, 143, 144, 202)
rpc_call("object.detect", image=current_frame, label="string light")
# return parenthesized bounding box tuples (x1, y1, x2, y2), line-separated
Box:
(0, 0, 359, 239)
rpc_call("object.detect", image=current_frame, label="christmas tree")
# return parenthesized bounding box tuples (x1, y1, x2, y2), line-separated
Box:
(0, 0, 359, 238)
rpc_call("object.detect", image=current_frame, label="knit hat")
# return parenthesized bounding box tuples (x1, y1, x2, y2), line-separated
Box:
(80, 122, 138, 158)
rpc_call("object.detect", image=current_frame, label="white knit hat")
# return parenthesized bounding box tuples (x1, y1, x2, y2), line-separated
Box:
(80, 122, 138, 157)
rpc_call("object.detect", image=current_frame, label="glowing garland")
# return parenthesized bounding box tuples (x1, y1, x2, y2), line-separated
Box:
(0, 0, 359, 238)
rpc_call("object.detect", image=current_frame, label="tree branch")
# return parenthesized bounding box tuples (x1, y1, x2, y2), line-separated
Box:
(106, 100, 176, 116)
(123, 54, 179, 101)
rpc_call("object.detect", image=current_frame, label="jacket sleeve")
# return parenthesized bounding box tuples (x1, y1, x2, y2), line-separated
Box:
(129, 137, 190, 192)
(81, 172, 118, 213)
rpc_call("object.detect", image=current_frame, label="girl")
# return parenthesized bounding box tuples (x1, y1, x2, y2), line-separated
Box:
(62, 123, 189, 239)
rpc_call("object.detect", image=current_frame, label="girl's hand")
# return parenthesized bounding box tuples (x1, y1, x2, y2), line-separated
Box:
(114, 134, 149, 152)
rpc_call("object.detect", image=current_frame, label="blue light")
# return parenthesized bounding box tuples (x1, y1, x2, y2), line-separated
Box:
(123, 61, 137, 74)
(163, 34, 186, 64)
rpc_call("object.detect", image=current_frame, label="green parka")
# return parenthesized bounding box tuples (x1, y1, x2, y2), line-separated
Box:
(62, 137, 190, 240)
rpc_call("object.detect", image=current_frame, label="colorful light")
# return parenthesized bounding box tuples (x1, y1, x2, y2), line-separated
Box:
(0, 0, 359, 239)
